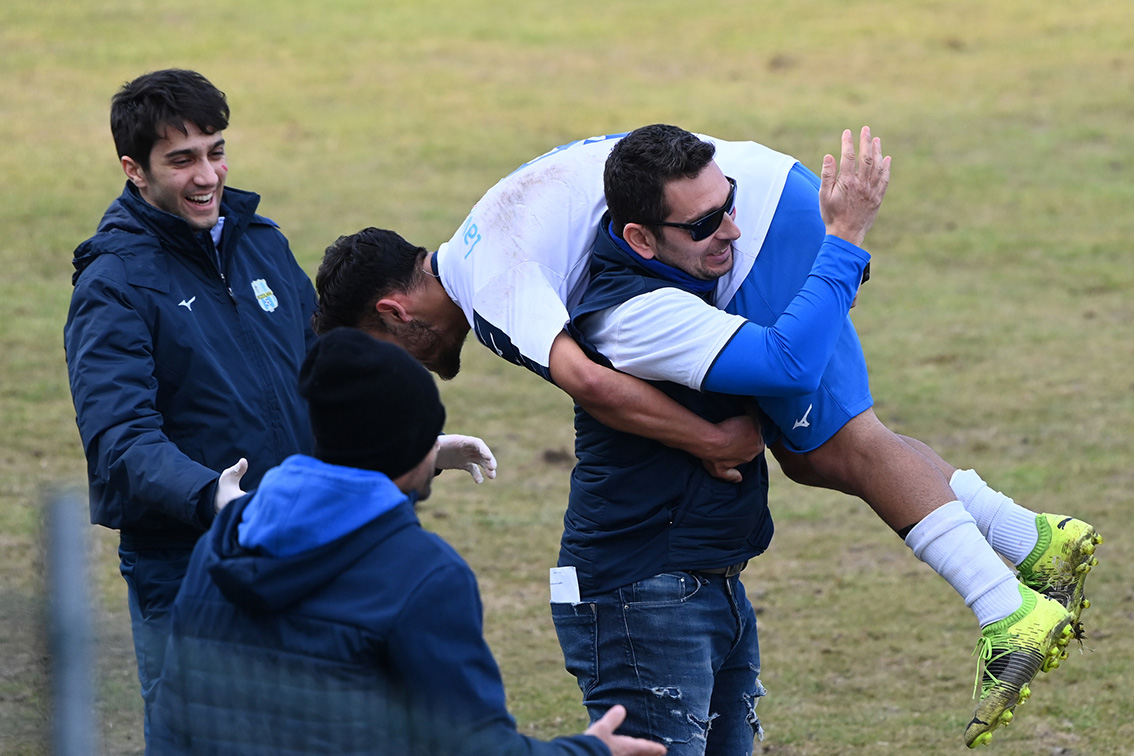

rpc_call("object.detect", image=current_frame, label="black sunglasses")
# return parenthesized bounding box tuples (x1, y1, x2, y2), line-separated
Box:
(653, 176, 737, 241)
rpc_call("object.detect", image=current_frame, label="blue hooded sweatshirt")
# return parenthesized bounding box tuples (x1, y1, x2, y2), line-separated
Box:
(152, 455, 609, 756)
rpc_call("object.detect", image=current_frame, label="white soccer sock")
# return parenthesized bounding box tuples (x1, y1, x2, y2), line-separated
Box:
(950, 468, 1040, 566)
(904, 500, 1023, 627)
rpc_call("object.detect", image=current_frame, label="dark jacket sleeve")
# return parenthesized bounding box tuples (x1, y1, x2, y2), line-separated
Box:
(390, 562, 608, 756)
(64, 257, 217, 530)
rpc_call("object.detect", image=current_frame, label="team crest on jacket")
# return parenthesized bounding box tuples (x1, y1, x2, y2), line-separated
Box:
(251, 279, 278, 312)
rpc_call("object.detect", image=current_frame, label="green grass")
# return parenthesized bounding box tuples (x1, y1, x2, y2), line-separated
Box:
(2, 0, 1132, 753)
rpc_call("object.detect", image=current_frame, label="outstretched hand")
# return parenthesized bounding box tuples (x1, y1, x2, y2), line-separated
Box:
(214, 458, 248, 513)
(584, 705, 667, 756)
(435, 434, 498, 483)
(819, 126, 891, 247)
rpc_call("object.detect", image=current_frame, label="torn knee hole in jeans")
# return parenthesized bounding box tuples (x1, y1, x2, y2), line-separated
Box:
(685, 711, 717, 742)
(649, 687, 717, 743)
(745, 680, 768, 742)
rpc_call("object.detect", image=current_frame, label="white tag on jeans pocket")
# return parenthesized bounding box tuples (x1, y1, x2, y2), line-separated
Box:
(549, 566, 581, 604)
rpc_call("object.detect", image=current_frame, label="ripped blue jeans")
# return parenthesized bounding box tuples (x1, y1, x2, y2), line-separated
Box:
(552, 571, 765, 756)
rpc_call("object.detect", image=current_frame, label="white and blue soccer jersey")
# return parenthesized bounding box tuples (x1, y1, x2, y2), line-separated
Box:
(435, 132, 874, 451)
(436, 135, 622, 381)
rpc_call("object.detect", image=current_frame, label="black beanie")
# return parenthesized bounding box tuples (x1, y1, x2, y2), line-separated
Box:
(299, 328, 446, 479)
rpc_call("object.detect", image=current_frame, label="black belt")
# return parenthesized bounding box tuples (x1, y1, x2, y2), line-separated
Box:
(694, 560, 748, 577)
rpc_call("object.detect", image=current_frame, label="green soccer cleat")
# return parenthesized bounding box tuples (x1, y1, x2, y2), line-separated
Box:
(1016, 514, 1102, 635)
(964, 586, 1074, 749)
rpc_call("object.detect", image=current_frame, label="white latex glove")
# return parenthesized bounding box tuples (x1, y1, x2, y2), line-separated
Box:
(214, 458, 248, 513)
(434, 434, 497, 484)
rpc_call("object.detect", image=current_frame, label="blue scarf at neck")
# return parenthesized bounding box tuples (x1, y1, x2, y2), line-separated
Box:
(608, 221, 716, 296)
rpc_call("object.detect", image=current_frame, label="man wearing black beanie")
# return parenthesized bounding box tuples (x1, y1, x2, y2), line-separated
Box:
(300, 326, 448, 478)
(151, 329, 665, 756)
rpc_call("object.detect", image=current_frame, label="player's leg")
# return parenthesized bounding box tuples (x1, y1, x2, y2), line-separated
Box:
(769, 411, 1078, 748)
(760, 357, 1080, 747)
(897, 435, 1041, 558)
(775, 408, 952, 532)
(770, 408, 1026, 627)
(897, 435, 1101, 632)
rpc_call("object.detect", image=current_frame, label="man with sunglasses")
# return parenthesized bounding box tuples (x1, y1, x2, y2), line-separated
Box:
(549, 127, 886, 756)
(566, 124, 1090, 751)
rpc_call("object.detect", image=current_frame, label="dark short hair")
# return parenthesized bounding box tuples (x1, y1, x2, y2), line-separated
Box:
(110, 69, 229, 170)
(604, 124, 717, 236)
(313, 227, 430, 336)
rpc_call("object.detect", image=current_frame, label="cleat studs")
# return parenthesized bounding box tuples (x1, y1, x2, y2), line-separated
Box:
(1083, 541, 1096, 556)
(1001, 710, 1014, 725)
(973, 732, 993, 747)
(1081, 598, 1091, 610)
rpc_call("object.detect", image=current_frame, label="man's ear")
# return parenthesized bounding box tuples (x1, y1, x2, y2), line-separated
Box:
(621, 223, 657, 260)
(374, 296, 413, 324)
(121, 156, 147, 189)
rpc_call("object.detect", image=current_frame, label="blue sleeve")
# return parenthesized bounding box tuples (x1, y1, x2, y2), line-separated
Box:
(64, 265, 219, 529)
(702, 235, 869, 397)
(391, 562, 607, 756)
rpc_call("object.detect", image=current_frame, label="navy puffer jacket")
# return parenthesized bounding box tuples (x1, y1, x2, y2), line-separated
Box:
(64, 183, 316, 542)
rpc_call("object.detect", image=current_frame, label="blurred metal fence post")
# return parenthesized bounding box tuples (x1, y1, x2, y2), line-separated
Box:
(47, 491, 96, 756)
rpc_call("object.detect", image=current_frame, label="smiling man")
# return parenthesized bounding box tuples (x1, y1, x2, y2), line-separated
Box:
(63, 69, 319, 753)
(120, 121, 228, 230)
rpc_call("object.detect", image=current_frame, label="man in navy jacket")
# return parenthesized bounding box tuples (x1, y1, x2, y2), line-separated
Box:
(152, 328, 666, 756)
(63, 69, 318, 748)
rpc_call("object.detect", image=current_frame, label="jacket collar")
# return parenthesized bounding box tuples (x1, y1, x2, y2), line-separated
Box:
(116, 182, 260, 246)
(72, 183, 264, 283)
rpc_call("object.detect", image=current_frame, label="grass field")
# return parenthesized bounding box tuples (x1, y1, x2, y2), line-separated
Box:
(2, 1, 1132, 754)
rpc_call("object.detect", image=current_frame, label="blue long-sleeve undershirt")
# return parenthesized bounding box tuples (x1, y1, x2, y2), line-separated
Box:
(701, 235, 868, 397)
